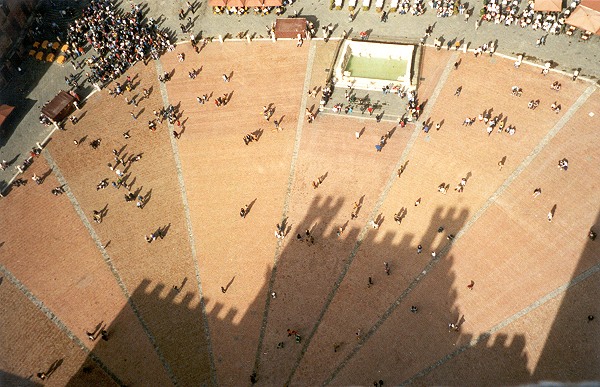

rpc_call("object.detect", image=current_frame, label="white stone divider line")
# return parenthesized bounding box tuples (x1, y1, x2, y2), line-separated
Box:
(0, 263, 124, 386)
(402, 261, 600, 385)
(0, 88, 99, 197)
(154, 57, 218, 387)
(42, 149, 178, 386)
(286, 51, 460, 386)
(252, 39, 318, 378)
(323, 81, 596, 386)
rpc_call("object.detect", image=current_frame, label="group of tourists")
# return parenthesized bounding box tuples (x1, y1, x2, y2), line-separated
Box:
(64, 0, 172, 88)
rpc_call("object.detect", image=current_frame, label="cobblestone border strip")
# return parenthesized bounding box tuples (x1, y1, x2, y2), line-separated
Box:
(286, 52, 462, 386)
(252, 39, 318, 379)
(42, 149, 178, 386)
(0, 262, 124, 386)
(0, 88, 99, 197)
(322, 82, 596, 386)
(154, 57, 218, 387)
(403, 261, 600, 385)
(286, 50, 457, 385)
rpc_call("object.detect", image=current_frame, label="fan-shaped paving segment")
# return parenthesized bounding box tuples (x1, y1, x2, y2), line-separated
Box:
(43, 63, 213, 385)
(1, 37, 599, 386)
(0, 158, 172, 385)
(290, 51, 591, 385)
(0, 278, 117, 386)
(160, 40, 310, 386)
(324, 66, 599, 386)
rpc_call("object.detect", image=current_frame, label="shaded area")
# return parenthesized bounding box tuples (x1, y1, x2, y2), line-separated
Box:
(410, 210, 600, 385)
(290, 205, 473, 385)
(68, 279, 213, 385)
(532, 209, 600, 381)
(0, 371, 40, 387)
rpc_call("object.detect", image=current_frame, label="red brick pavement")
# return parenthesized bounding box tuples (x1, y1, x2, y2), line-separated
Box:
(0, 278, 116, 386)
(416, 48, 453, 106)
(1, 42, 598, 386)
(44, 62, 212, 385)
(322, 59, 599, 385)
(162, 40, 310, 385)
(417, 269, 600, 385)
(0, 158, 172, 385)
(256, 112, 414, 385)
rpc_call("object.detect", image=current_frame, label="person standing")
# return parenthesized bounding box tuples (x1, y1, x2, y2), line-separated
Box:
(498, 158, 505, 170)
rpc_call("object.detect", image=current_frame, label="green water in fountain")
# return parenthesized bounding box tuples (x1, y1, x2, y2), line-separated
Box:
(345, 56, 408, 81)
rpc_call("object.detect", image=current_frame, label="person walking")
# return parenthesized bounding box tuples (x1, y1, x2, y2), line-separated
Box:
(498, 158, 505, 170)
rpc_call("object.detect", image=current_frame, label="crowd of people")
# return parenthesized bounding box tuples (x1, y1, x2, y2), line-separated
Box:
(481, 0, 582, 37)
(214, 5, 287, 16)
(431, 0, 461, 18)
(63, 0, 172, 88)
(398, 0, 427, 15)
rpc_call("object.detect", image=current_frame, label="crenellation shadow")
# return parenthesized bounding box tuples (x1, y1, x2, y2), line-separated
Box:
(62, 202, 597, 386)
